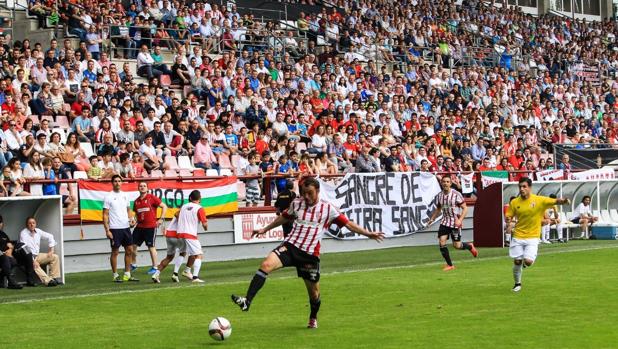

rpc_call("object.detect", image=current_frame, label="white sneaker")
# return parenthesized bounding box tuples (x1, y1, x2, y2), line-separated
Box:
(151, 270, 161, 283)
(512, 283, 522, 292)
(182, 269, 194, 280)
(192, 278, 205, 283)
(171, 273, 179, 283)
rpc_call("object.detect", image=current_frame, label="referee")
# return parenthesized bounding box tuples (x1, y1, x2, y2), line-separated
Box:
(103, 175, 138, 283)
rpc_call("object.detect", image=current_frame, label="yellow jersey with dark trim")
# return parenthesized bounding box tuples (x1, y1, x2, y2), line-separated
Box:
(506, 194, 557, 239)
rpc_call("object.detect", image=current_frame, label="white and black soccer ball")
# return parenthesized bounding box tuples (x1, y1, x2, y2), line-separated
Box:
(208, 317, 232, 341)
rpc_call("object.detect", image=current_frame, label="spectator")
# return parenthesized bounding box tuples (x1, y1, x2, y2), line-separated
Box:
(570, 196, 599, 239)
(193, 134, 218, 171)
(19, 217, 61, 287)
(244, 153, 260, 207)
(0, 214, 23, 289)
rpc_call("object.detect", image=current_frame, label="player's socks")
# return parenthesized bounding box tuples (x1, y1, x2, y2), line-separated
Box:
(246, 269, 269, 303)
(192, 259, 202, 278)
(458, 242, 472, 250)
(513, 263, 523, 284)
(556, 224, 564, 241)
(172, 255, 184, 273)
(439, 246, 453, 266)
(309, 297, 321, 319)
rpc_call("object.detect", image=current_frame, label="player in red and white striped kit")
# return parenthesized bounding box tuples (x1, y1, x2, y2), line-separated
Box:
(427, 176, 478, 271)
(175, 190, 208, 283)
(151, 216, 189, 283)
(231, 177, 384, 329)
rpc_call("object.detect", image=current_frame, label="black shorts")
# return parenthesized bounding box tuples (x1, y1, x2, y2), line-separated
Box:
(132, 227, 156, 247)
(109, 228, 132, 249)
(273, 242, 320, 282)
(438, 225, 462, 242)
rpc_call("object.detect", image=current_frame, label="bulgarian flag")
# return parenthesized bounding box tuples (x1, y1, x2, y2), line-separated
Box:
(79, 177, 238, 221)
(481, 171, 509, 188)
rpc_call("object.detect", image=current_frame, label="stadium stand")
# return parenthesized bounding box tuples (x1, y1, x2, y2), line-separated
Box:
(0, 0, 616, 205)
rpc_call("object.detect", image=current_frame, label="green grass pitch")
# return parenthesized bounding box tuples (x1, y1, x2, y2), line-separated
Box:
(2, 240, 618, 349)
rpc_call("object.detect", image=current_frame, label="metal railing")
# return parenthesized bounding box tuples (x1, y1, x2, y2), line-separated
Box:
(2, 168, 604, 213)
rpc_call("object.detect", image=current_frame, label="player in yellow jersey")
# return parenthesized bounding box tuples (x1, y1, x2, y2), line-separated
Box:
(505, 177, 570, 292)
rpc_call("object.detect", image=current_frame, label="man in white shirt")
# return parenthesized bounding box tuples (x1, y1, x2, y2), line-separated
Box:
(4, 121, 22, 153)
(136, 45, 163, 80)
(271, 112, 289, 138)
(103, 175, 137, 282)
(19, 217, 61, 286)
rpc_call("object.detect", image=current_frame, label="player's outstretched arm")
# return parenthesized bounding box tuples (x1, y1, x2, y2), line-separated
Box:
(555, 198, 570, 205)
(252, 214, 292, 237)
(344, 221, 385, 242)
(427, 206, 442, 226)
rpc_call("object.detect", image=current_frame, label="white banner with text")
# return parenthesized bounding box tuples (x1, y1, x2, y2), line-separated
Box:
(319, 172, 441, 239)
(233, 212, 285, 244)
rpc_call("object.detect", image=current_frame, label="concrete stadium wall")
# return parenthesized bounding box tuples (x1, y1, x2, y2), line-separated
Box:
(61, 208, 475, 273)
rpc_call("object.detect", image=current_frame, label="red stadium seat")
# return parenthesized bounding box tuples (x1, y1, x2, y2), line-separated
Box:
(164, 156, 180, 170)
(150, 170, 164, 178)
(164, 170, 178, 177)
(56, 115, 70, 129)
(219, 155, 233, 169)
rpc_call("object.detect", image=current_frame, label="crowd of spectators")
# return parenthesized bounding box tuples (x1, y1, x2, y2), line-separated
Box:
(0, 0, 615, 203)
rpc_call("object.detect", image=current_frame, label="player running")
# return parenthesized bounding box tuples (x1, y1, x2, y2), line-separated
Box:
(505, 177, 570, 292)
(151, 217, 188, 283)
(427, 176, 478, 271)
(231, 177, 385, 329)
(176, 190, 208, 283)
(132, 181, 167, 274)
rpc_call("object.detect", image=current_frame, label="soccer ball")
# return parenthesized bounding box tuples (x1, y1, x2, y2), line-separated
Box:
(208, 317, 232, 341)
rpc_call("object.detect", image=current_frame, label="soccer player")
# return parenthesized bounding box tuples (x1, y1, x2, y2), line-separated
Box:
(176, 190, 208, 283)
(131, 181, 167, 274)
(427, 176, 478, 271)
(505, 177, 570, 292)
(231, 177, 385, 329)
(103, 175, 138, 282)
(541, 194, 564, 244)
(151, 217, 187, 283)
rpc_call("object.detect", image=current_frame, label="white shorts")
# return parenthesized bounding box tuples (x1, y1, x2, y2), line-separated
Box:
(509, 237, 540, 261)
(184, 239, 203, 256)
(165, 237, 186, 256)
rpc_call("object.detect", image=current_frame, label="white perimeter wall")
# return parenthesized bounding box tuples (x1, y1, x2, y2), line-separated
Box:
(63, 208, 475, 273)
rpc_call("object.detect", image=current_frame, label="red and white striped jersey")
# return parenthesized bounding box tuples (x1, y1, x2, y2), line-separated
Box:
(282, 198, 349, 257)
(176, 202, 207, 240)
(435, 189, 464, 228)
(165, 217, 178, 238)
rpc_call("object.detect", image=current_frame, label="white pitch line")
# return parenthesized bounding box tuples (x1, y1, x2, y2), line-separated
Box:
(2, 244, 617, 306)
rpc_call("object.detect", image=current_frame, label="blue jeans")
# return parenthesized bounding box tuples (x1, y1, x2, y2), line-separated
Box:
(195, 162, 220, 173)
(69, 27, 87, 41)
(0, 150, 12, 168)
